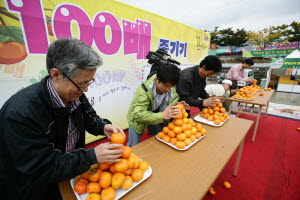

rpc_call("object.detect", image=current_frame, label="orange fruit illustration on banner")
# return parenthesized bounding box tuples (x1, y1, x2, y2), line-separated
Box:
(0, 41, 28, 64)
(111, 132, 126, 144)
(224, 181, 231, 189)
(209, 187, 216, 195)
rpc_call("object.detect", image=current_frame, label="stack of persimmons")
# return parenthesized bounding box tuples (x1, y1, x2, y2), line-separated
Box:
(157, 104, 207, 149)
(73, 132, 149, 200)
(199, 101, 229, 125)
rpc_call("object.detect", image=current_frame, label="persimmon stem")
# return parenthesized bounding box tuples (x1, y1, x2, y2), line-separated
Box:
(0, 15, 5, 26)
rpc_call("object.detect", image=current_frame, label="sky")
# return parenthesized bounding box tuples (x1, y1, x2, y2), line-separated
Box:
(117, 0, 300, 32)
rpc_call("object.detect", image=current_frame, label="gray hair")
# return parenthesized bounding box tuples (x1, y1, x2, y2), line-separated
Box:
(46, 38, 103, 78)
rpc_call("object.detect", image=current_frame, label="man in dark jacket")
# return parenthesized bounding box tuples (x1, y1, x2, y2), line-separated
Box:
(0, 38, 123, 200)
(176, 55, 223, 115)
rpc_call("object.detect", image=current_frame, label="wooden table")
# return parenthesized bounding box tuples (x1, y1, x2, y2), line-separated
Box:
(228, 89, 274, 142)
(59, 116, 253, 200)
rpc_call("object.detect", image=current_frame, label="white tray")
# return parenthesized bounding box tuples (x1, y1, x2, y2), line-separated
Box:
(70, 165, 152, 200)
(193, 115, 229, 127)
(234, 96, 255, 101)
(156, 134, 205, 151)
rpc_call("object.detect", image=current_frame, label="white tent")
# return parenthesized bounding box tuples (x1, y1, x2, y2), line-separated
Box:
(285, 49, 300, 58)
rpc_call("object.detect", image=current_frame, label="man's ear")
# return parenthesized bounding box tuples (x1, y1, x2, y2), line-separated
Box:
(50, 68, 61, 82)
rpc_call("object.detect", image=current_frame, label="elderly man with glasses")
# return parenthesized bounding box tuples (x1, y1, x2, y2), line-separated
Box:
(0, 38, 124, 200)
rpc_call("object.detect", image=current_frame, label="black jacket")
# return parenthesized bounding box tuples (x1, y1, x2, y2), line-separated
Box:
(176, 65, 209, 109)
(0, 76, 111, 200)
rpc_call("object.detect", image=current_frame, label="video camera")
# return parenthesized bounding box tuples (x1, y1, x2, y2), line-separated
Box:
(146, 49, 180, 65)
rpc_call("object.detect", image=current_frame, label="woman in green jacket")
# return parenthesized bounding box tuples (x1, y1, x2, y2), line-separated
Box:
(127, 63, 189, 147)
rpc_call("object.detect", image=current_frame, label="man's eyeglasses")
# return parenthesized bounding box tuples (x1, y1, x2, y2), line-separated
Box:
(60, 70, 94, 91)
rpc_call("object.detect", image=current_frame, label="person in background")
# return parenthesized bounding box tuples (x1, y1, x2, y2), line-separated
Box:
(127, 63, 189, 147)
(176, 55, 223, 115)
(205, 79, 236, 110)
(226, 58, 255, 88)
(0, 38, 124, 200)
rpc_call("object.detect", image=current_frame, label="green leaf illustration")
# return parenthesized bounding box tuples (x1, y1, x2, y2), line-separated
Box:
(0, 26, 25, 44)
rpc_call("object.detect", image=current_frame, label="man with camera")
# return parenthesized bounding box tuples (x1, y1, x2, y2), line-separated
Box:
(146, 48, 180, 79)
(176, 55, 223, 116)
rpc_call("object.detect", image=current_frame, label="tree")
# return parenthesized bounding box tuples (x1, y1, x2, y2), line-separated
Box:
(247, 27, 283, 50)
(272, 21, 300, 48)
(207, 27, 248, 54)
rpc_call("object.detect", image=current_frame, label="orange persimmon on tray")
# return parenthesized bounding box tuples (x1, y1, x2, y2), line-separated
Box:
(156, 103, 206, 150)
(70, 133, 152, 200)
(196, 102, 229, 126)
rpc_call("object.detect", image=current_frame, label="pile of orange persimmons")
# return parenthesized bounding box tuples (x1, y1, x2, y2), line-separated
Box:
(234, 80, 263, 100)
(157, 103, 207, 149)
(73, 132, 149, 200)
(199, 101, 229, 125)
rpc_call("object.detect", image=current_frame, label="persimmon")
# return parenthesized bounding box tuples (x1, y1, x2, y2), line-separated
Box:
(174, 119, 183, 126)
(81, 169, 91, 179)
(224, 181, 231, 189)
(176, 104, 184, 110)
(77, 178, 89, 185)
(214, 119, 221, 125)
(259, 93, 264, 96)
(124, 169, 133, 175)
(200, 128, 206, 135)
(207, 116, 214, 121)
(182, 118, 189, 124)
(121, 176, 133, 190)
(191, 127, 197, 134)
(131, 169, 144, 182)
(202, 108, 208, 114)
(174, 113, 183, 119)
(195, 123, 202, 131)
(162, 135, 171, 143)
(111, 132, 126, 144)
(195, 132, 201, 139)
(138, 161, 149, 171)
(208, 109, 214, 114)
(209, 186, 216, 195)
(98, 162, 111, 171)
(74, 180, 87, 194)
(99, 172, 112, 189)
(101, 187, 116, 200)
(86, 193, 101, 200)
(87, 182, 101, 193)
(170, 137, 178, 145)
(114, 158, 129, 173)
(111, 173, 126, 189)
(173, 126, 182, 134)
(220, 107, 226, 113)
(176, 133, 186, 141)
(184, 138, 192, 146)
(133, 155, 141, 169)
(217, 103, 223, 108)
(184, 130, 192, 138)
(127, 155, 135, 169)
(119, 146, 132, 158)
(181, 123, 188, 132)
(183, 112, 189, 118)
(168, 122, 175, 130)
(176, 141, 186, 149)
(167, 130, 176, 138)
(89, 168, 102, 182)
(163, 126, 170, 133)
(157, 132, 164, 138)
(190, 135, 196, 142)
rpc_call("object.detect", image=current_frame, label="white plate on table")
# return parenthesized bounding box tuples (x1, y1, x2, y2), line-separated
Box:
(233, 96, 255, 101)
(156, 135, 205, 151)
(70, 165, 152, 200)
(193, 115, 229, 127)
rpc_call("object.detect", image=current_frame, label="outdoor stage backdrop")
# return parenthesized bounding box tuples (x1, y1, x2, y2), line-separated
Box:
(0, 0, 210, 142)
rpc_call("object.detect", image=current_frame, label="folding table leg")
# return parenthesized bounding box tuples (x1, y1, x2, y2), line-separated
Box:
(264, 101, 269, 118)
(233, 137, 245, 177)
(252, 106, 262, 142)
